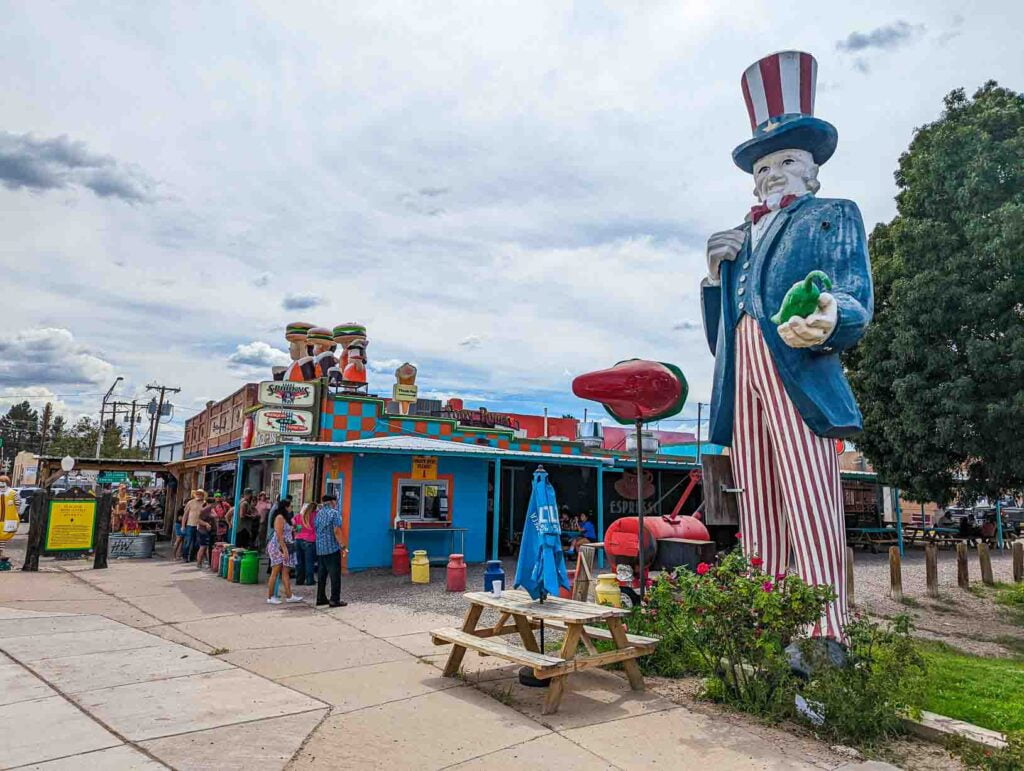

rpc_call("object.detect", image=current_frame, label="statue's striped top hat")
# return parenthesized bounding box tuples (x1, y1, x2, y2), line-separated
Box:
(732, 51, 837, 173)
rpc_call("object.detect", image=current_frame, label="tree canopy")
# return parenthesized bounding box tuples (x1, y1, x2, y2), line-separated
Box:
(846, 81, 1024, 504)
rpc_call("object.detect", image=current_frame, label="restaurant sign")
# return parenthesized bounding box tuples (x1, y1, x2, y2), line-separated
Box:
(258, 381, 317, 408)
(254, 407, 314, 436)
(411, 455, 438, 480)
(45, 498, 97, 552)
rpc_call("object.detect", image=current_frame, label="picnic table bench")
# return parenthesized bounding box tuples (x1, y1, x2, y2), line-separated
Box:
(902, 525, 961, 548)
(431, 589, 658, 714)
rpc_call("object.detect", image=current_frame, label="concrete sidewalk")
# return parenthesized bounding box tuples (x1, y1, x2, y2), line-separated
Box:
(0, 552, 896, 770)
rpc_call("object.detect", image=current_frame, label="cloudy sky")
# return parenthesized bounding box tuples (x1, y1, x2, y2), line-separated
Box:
(1, 1, 1021, 444)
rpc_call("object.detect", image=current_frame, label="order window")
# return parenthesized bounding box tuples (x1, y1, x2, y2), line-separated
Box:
(397, 480, 449, 522)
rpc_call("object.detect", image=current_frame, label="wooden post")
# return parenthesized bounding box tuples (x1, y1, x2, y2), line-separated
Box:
(888, 546, 902, 602)
(978, 543, 995, 586)
(845, 546, 855, 607)
(20, 490, 48, 572)
(1013, 542, 1024, 583)
(956, 542, 970, 589)
(925, 544, 939, 598)
(92, 493, 113, 570)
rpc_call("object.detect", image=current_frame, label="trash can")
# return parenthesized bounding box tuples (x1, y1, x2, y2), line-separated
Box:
(411, 550, 430, 584)
(392, 543, 410, 575)
(446, 554, 466, 592)
(229, 548, 244, 583)
(239, 550, 260, 584)
(483, 559, 505, 593)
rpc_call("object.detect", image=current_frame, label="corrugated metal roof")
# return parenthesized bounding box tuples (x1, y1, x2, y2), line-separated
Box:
(248, 435, 611, 465)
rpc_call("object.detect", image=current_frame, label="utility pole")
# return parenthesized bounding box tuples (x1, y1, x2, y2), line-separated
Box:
(696, 402, 703, 463)
(145, 383, 181, 459)
(128, 400, 139, 449)
(95, 377, 124, 458)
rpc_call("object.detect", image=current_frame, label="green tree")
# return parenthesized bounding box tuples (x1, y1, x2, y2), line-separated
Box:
(846, 82, 1024, 504)
(0, 401, 40, 459)
(46, 417, 146, 460)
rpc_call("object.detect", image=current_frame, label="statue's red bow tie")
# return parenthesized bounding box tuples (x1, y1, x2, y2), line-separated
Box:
(749, 194, 797, 225)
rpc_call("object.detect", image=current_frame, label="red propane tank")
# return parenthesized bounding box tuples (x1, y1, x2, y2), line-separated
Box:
(446, 553, 467, 592)
(604, 514, 711, 569)
(392, 543, 411, 576)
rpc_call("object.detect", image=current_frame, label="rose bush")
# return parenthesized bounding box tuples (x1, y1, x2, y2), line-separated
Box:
(627, 548, 834, 716)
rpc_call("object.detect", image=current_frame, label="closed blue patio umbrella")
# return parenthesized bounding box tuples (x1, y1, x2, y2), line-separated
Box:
(513, 466, 570, 688)
(514, 466, 570, 602)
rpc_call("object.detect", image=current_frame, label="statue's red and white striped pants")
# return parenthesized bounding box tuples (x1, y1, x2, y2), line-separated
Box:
(731, 315, 849, 640)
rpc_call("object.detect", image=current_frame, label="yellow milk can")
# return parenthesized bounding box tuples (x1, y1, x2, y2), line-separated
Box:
(595, 573, 622, 608)
(411, 550, 430, 584)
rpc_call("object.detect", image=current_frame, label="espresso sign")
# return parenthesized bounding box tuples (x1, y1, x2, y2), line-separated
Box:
(258, 381, 316, 408)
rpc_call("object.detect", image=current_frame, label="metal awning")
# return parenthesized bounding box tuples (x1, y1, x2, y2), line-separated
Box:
(239, 435, 611, 468)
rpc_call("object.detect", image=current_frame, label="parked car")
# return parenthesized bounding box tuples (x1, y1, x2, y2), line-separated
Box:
(15, 487, 39, 522)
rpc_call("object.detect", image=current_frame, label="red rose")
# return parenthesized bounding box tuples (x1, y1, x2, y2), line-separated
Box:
(735, 532, 742, 539)
(750, 557, 763, 567)
(696, 562, 710, 576)
(762, 581, 774, 593)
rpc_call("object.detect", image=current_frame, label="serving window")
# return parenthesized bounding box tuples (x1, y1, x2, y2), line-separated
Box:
(396, 479, 450, 523)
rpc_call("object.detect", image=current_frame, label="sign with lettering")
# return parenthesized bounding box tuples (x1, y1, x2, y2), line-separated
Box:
(254, 407, 314, 436)
(44, 499, 97, 552)
(392, 384, 418, 403)
(411, 456, 438, 480)
(259, 381, 316, 407)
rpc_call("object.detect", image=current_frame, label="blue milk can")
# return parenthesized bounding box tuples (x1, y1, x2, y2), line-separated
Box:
(483, 560, 505, 593)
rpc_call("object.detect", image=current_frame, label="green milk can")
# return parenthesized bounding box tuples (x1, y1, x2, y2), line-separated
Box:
(219, 548, 230, 578)
(239, 550, 260, 584)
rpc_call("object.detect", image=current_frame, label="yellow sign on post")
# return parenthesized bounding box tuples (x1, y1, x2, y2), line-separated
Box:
(411, 456, 438, 481)
(45, 499, 97, 552)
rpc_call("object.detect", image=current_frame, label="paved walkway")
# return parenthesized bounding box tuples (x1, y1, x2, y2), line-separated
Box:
(0, 544, 896, 770)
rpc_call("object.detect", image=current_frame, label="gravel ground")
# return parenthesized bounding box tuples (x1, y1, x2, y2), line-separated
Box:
(339, 556, 521, 617)
(850, 547, 1023, 656)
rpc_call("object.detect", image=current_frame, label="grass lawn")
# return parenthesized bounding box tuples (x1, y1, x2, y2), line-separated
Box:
(917, 641, 1024, 734)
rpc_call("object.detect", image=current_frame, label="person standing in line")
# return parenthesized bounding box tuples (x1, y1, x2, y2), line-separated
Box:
(254, 491, 272, 549)
(314, 493, 347, 608)
(236, 489, 255, 548)
(266, 499, 303, 604)
(195, 501, 216, 569)
(293, 502, 318, 586)
(181, 490, 206, 562)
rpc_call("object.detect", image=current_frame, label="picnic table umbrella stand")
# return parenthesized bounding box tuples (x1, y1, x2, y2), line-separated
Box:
(513, 465, 570, 687)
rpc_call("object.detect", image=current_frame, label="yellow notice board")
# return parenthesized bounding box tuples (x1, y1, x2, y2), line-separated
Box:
(45, 499, 97, 552)
(411, 456, 438, 480)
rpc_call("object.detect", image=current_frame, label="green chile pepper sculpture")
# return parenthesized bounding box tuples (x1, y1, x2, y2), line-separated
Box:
(770, 270, 832, 325)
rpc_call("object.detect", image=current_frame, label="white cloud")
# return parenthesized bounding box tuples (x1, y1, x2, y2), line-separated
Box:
(0, 386, 71, 417)
(227, 341, 290, 369)
(0, 328, 114, 387)
(458, 335, 482, 349)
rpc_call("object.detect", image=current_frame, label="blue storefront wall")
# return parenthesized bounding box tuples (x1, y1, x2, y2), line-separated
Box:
(346, 453, 491, 571)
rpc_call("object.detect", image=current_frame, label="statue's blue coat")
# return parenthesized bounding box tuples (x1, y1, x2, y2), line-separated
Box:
(700, 195, 873, 446)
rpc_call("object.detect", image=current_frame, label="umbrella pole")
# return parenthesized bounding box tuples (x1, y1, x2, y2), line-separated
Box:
(635, 417, 646, 603)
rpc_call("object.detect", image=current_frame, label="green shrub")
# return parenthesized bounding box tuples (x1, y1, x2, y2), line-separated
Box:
(628, 548, 834, 718)
(800, 615, 927, 745)
(946, 732, 1024, 771)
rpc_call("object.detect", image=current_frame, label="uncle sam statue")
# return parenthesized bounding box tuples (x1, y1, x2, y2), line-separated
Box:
(701, 51, 872, 645)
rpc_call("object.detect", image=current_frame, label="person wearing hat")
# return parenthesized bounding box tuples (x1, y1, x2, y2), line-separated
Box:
(700, 51, 873, 646)
(283, 322, 316, 382)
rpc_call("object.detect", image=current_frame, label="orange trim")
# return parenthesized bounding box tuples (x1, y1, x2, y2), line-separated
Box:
(391, 471, 455, 527)
(322, 454, 354, 573)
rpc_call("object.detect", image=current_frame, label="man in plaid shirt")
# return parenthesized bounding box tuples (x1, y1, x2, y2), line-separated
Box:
(314, 494, 347, 608)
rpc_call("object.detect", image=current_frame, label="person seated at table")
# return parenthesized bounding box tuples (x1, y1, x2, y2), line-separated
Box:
(567, 511, 597, 556)
(935, 509, 955, 528)
(958, 514, 978, 547)
(980, 515, 997, 545)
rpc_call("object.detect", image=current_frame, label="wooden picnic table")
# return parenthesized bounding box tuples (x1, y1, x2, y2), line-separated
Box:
(902, 525, 961, 548)
(431, 589, 658, 715)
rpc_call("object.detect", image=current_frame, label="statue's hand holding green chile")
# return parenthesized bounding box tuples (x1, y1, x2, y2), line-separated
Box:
(773, 270, 838, 349)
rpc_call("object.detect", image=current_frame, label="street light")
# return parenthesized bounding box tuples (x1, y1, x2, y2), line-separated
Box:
(95, 376, 124, 458)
